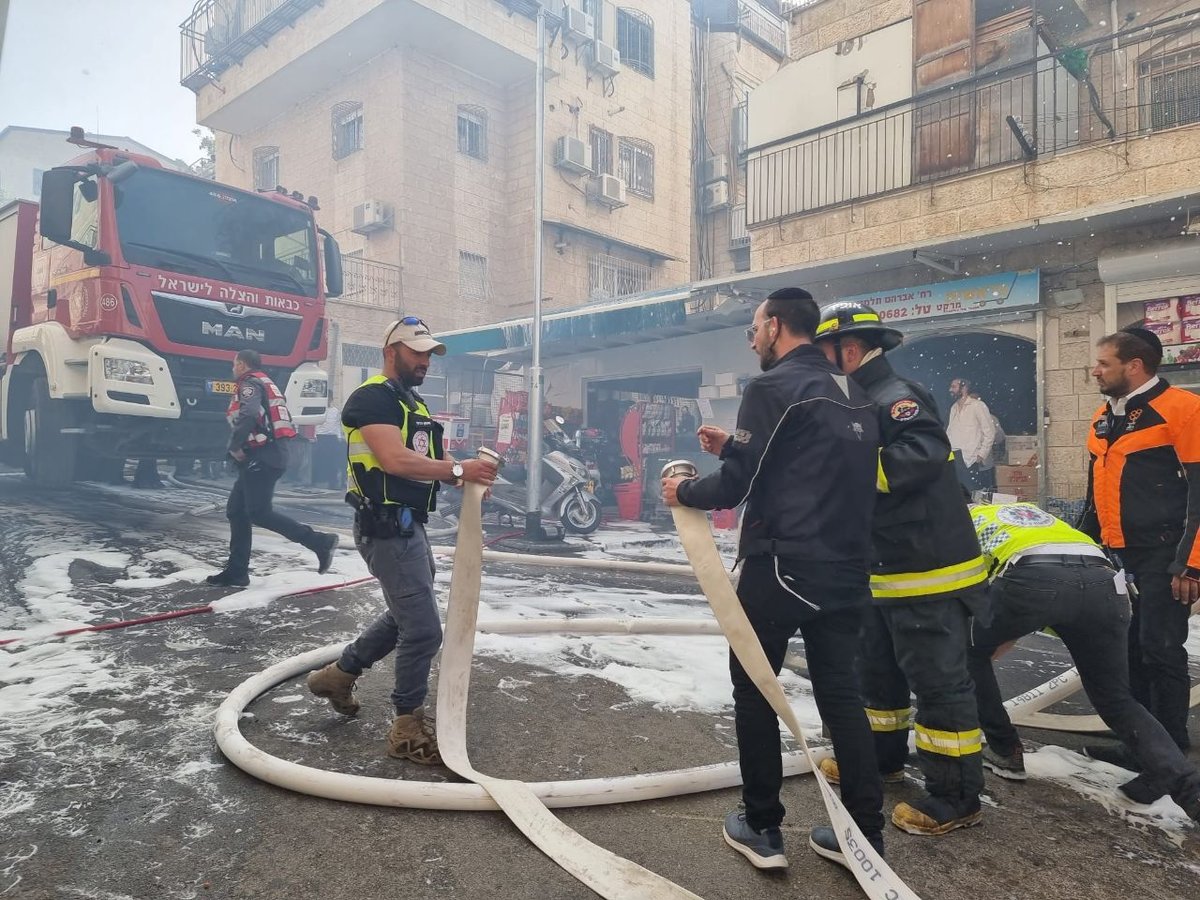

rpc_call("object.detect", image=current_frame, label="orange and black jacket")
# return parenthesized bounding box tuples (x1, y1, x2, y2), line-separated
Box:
(1080, 378, 1200, 578)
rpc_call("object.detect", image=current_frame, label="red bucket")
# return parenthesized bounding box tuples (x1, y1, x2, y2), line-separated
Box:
(613, 482, 642, 521)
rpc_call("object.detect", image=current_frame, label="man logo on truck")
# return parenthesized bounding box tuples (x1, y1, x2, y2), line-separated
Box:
(202, 322, 265, 342)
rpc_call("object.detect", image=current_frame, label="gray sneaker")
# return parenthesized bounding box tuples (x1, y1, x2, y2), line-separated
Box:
(809, 825, 885, 869)
(722, 811, 788, 870)
(982, 743, 1027, 781)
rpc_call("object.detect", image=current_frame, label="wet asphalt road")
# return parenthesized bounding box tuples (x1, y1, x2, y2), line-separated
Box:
(0, 469, 1198, 900)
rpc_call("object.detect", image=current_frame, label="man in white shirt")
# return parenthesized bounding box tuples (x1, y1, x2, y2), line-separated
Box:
(946, 377, 996, 491)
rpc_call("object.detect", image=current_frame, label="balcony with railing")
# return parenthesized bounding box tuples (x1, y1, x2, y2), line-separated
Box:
(338, 256, 403, 311)
(694, 0, 787, 59)
(588, 253, 656, 302)
(180, 0, 323, 92)
(747, 10, 1200, 226)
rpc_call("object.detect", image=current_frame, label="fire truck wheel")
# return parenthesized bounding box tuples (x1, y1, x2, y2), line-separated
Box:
(23, 377, 78, 488)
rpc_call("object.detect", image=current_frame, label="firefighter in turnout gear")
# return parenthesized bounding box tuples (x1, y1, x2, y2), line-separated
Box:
(206, 349, 338, 587)
(306, 317, 497, 764)
(964, 502, 1200, 823)
(814, 302, 990, 836)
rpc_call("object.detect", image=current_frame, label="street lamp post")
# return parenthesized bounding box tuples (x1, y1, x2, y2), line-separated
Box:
(525, 4, 547, 539)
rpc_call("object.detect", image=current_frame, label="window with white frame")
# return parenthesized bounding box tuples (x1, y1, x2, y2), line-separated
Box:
(582, 0, 604, 40)
(332, 101, 364, 160)
(617, 8, 654, 78)
(618, 137, 654, 199)
(459, 251, 490, 307)
(457, 106, 488, 160)
(252, 146, 280, 191)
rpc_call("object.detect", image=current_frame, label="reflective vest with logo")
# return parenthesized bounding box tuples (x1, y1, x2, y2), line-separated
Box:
(345, 375, 444, 513)
(226, 370, 297, 448)
(971, 503, 1099, 575)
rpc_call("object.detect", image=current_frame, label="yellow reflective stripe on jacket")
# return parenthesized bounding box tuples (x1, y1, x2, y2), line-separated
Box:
(865, 706, 912, 733)
(914, 725, 983, 757)
(870, 555, 989, 599)
(876, 450, 890, 493)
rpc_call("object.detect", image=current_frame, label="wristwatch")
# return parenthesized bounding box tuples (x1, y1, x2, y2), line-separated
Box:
(451, 462, 464, 486)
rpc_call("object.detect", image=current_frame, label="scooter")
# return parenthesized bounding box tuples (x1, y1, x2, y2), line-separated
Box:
(439, 419, 603, 535)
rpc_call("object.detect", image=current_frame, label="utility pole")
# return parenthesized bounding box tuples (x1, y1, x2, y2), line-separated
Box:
(525, 4, 546, 539)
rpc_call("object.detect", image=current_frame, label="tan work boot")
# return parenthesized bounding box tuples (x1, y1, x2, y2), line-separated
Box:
(387, 707, 442, 765)
(818, 757, 905, 785)
(306, 662, 360, 716)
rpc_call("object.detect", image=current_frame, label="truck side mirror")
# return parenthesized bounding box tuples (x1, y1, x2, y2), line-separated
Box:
(39, 169, 78, 245)
(322, 231, 343, 298)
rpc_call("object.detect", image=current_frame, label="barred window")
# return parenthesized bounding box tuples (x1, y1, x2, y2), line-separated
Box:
(252, 146, 279, 191)
(589, 126, 614, 176)
(618, 137, 654, 200)
(1141, 49, 1200, 131)
(332, 101, 364, 160)
(617, 8, 654, 78)
(459, 251, 490, 307)
(457, 106, 488, 160)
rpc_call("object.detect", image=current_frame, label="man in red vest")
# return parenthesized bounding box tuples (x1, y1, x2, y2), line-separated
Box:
(206, 349, 338, 587)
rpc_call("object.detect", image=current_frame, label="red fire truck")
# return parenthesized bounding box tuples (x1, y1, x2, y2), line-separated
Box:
(0, 132, 342, 486)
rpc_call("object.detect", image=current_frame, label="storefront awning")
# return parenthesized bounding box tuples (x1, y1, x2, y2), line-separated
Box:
(439, 286, 751, 360)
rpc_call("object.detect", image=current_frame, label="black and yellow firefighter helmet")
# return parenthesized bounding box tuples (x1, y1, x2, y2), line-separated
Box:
(814, 302, 903, 351)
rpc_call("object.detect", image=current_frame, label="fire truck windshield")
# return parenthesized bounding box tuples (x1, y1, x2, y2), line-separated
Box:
(113, 168, 319, 298)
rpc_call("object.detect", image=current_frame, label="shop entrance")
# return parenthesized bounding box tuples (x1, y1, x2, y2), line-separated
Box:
(889, 331, 1039, 497)
(584, 371, 703, 520)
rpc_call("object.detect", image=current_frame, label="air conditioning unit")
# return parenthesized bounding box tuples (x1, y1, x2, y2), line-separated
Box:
(352, 200, 392, 235)
(590, 41, 621, 78)
(562, 5, 595, 40)
(554, 135, 593, 175)
(703, 181, 730, 213)
(700, 154, 729, 185)
(590, 174, 627, 208)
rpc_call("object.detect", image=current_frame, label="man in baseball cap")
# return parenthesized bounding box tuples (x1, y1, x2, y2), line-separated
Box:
(383, 316, 447, 355)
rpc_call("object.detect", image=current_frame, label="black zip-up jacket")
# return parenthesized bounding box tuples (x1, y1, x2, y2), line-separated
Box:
(852, 355, 987, 602)
(676, 344, 879, 567)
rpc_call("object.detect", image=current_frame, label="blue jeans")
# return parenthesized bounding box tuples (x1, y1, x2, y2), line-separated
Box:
(339, 522, 442, 714)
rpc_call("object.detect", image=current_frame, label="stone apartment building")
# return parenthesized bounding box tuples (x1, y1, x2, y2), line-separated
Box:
(712, 0, 1200, 510)
(180, 0, 786, 406)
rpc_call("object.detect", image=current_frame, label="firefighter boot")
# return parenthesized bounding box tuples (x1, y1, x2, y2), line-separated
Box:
(306, 662, 361, 716)
(818, 757, 905, 786)
(891, 795, 983, 836)
(387, 707, 442, 765)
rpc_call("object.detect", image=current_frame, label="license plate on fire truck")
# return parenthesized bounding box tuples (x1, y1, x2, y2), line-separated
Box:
(206, 380, 238, 395)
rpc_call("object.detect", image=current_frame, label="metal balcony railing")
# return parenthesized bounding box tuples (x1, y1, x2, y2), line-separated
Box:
(694, 0, 787, 59)
(747, 10, 1200, 226)
(339, 256, 403, 311)
(588, 253, 656, 302)
(180, 0, 323, 92)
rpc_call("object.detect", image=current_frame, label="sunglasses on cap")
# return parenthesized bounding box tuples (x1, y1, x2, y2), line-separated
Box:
(384, 316, 430, 346)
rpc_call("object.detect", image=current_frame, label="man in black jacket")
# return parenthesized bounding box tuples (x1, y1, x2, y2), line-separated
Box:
(662, 288, 885, 872)
(814, 303, 989, 837)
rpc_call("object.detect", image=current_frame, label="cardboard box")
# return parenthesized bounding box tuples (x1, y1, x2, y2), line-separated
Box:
(1005, 448, 1038, 466)
(1004, 435, 1039, 466)
(717, 384, 739, 399)
(1180, 294, 1200, 318)
(991, 484, 1037, 502)
(1144, 297, 1181, 322)
(995, 464, 1038, 486)
(714, 372, 737, 386)
(1143, 320, 1181, 344)
(699, 384, 720, 399)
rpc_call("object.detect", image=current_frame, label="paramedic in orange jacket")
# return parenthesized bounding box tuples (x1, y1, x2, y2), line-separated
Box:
(1080, 327, 1200, 757)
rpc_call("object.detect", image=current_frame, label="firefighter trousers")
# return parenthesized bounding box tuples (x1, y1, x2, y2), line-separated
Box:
(856, 596, 984, 804)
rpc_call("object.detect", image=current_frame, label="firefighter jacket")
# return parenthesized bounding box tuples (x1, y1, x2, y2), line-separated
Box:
(852, 355, 988, 603)
(226, 370, 297, 457)
(1080, 377, 1200, 578)
(676, 344, 880, 568)
(343, 375, 444, 519)
(972, 502, 1107, 579)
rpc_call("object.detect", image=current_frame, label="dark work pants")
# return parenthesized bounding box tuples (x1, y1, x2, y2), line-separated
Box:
(225, 461, 319, 574)
(733, 556, 884, 838)
(856, 597, 985, 804)
(969, 558, 1200, 810)
(1122, 545, 1192, 751)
